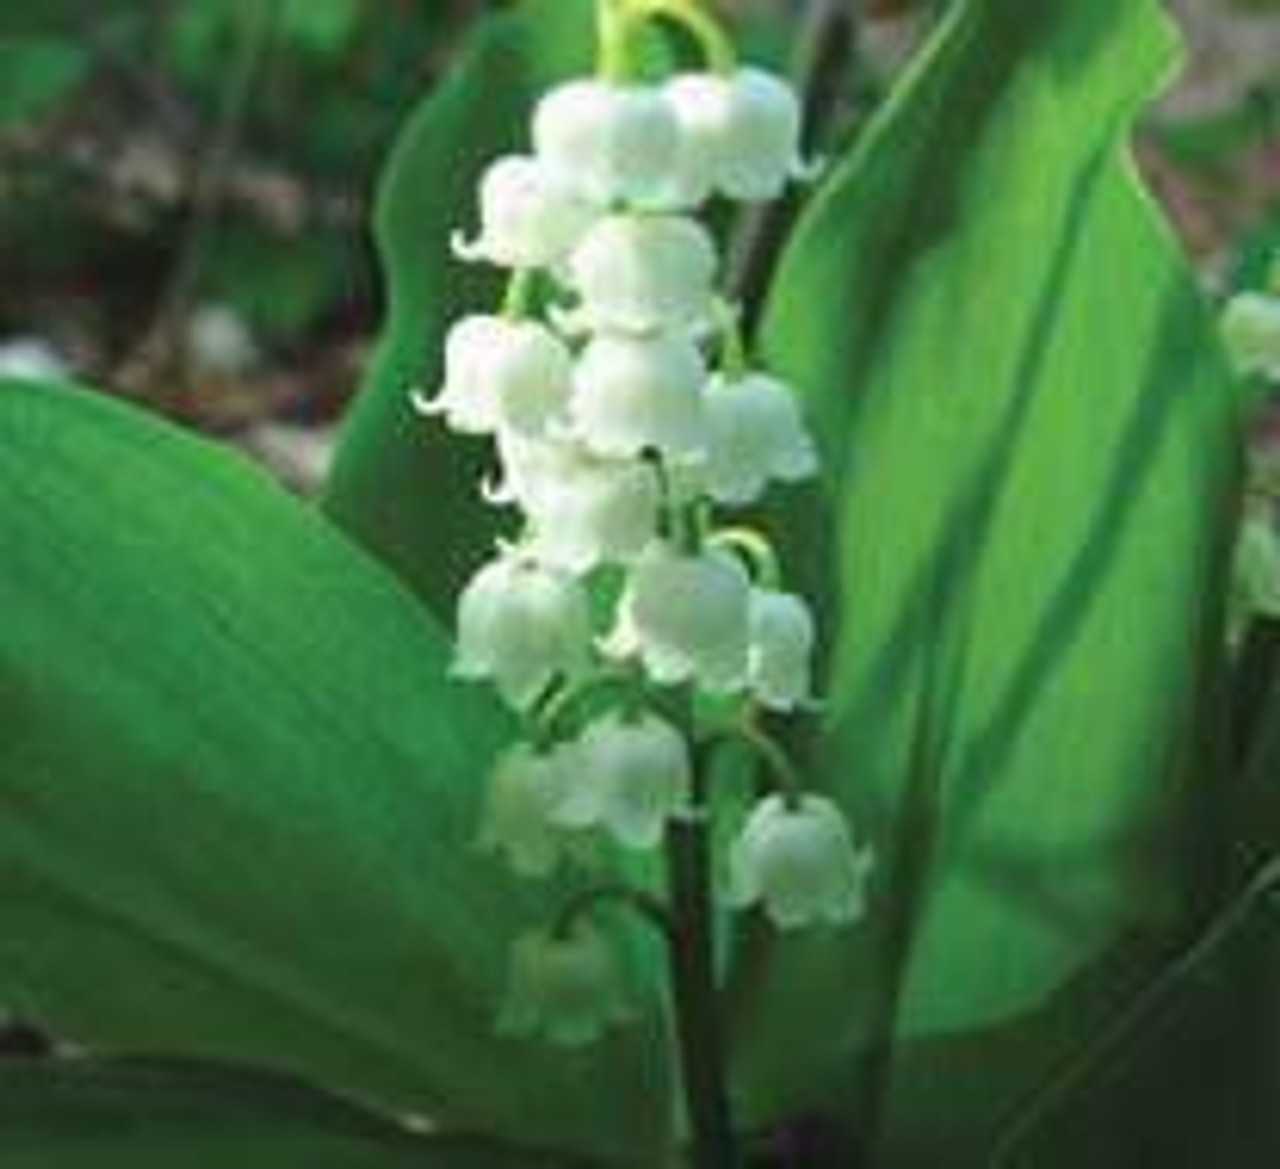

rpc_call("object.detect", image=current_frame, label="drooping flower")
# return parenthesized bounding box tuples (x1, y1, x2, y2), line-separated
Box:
(610, 542, 751, 691)
(1222, 290, 1280, 382)
(453, 552, 592, 708)
(495, 437, 663, 572)
(571, 330, 708, 459)
(747, 589, 816, 711)
(699, 372, 818, 505)
(555, 710, 691, 848)
(665, 67, 805, 204)
(478, 742, 578, 878)
(453, 155, 597, 270)
(534, 79, 680, 206)
(728, 794, 872, 929)
(567, 213, 718, 333)
(497, 922, 634, 1047)
(418, 315, 573, 438)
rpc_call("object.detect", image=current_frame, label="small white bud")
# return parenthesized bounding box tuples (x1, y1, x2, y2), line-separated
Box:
(555, 711, 691, 848)
(453, 155, 596, 270)
(748, 589, 816, 711)
(665, 68, 804, 204)
(610, 542, 751, 691)
(478, 743, 577, 878)
(454, 553, 592, 708)
(497, 922, 633, 1047)
(419, 315, 573, 438)
(496, 437, 662, 572)
(728, 794, 872, 929)
(571, 332, 708, 460)
(1222, 291, 1280, 382)
(534, 79, 680, 206)
(568, 214, 718, 334)
(699, 372, 818, 504)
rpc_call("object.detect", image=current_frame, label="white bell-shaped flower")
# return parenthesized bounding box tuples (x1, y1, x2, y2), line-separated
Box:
(554, 710, 691, 848)
(453, 155, 596, 270)
(728, 794, 872, 929)
(1234, 504, 1280, 623)
(610, 542, 751, 690)
(1222, 291, 1280, 382)
(699, 372, 818, 504)
(454, 552, 592, 708)
(665, 68, 804, 203)
(478, 742, 577, 878)
(497, 922, 633, 1047)
(534, 79, 680, 206)
(571, 331, 708, 460)
(418, 315, 572, 438)
(748, 589, 816, 711)
(495, 437, 662, 571)
(568, 214, 717, 333)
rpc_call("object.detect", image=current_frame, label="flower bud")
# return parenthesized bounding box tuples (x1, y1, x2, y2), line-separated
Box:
(420, 315, 573, 438)
(665, 68, 804, 204)
(728, 794, 872, 929)
(478, 743, 576, 878)
(699, 372, 818, 504)
(1222, 291, 1280, 382)
(496, 437, 662, 571)
(454, 155, 596, 270)
(572, 332, 708, 459)
(497, 922, 633, 1047)
(748, 589, 816, 711)
(610, 542, 751, 691)
(534, 79, 680, 206)
(555, 711, 691, 848)
(454, 553, 592, 708)
(568, 214, 717, 333)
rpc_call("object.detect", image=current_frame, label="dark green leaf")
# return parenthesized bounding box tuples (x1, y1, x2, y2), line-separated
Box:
(0, 1057, 585, 1168)
(0, 38, 90, 125)
(731, 0, 1244, 1144)
(0, 381, 670, 1163)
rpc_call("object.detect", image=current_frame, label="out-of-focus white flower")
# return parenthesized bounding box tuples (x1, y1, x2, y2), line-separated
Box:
(453, 155, 597, 270)
(568, 214, 717, 334)
(555, 710, 691, 848)
(497, 922, 633, 1047)
(186, 304, 259, 376)
(610, 542, 751, 691)
(534, 80, 680, 206)
(1233, 503, 1280, 627)
(665, 68, 804, 204)
(495, 437, 662, 571)
(454, 553, 592, 708)
(748, 589, 816, 711)
(571, 331, 708, 459)
(728, 794, 871, 929)
(1222, 291, 1280, 382)
(479, 743, 578, 877)
(0, 337, 71, 382)
(699, 372, 818, 504)
(418, 315, 573, 438)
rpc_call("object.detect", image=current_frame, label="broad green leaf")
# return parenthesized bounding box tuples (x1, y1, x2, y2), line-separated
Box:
(321, 0, 595, 616)
(0, 38, 90, 125)
(731, 0, 1244, 1142)
(0, 381, 670, 1163)
(1, 1058, 582, 1168)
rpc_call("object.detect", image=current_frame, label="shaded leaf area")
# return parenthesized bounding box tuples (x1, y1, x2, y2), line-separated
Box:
(322, 0, 597, 617)
(730, 0, 1244, 1151)
(0, 1057, 585, 1168)
(990, 856, 1280, 1169)
(0, 381, 670, 1163)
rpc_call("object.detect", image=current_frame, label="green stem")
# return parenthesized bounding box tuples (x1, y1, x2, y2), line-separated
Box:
(629, 0, 737, 75)
(665, 779, 738, 1168)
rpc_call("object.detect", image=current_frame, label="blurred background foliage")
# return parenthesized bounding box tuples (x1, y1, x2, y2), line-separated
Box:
(0, 0, 1276, 467)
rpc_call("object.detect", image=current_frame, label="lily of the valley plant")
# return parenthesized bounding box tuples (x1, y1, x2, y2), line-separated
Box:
(0, 1, 1276, 1168)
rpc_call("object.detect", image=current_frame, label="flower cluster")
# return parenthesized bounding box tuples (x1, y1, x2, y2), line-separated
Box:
(419, 2, 871, 1048)
(1223, 265, 1280, 641)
